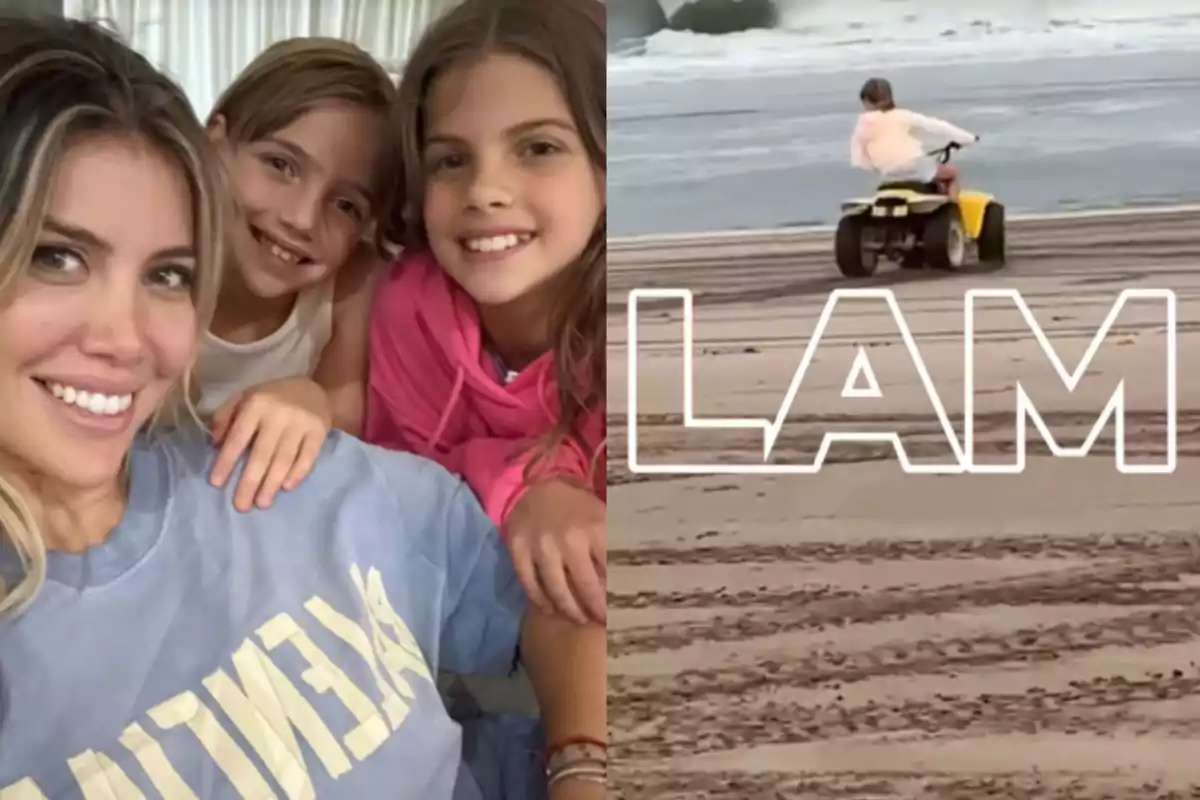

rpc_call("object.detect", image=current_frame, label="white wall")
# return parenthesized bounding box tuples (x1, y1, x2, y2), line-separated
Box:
(63, 0, 460, 118)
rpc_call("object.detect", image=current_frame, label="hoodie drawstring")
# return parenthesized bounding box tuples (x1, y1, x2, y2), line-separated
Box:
(425, 365, 465, 455)
(536, 367, 554, 419)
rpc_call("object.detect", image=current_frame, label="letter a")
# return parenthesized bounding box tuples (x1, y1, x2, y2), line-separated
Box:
(766, 288, 965, 474)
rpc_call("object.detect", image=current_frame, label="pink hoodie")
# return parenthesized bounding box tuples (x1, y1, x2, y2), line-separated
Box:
(364, 250, 606, 535)
(850, 108, 976, 175)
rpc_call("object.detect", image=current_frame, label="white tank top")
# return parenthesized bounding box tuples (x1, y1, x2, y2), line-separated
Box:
(194, 279, 335, 417)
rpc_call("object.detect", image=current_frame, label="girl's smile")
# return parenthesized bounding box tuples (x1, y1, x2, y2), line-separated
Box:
(458, 229, 538, 262)
(421, 52, 604, 308)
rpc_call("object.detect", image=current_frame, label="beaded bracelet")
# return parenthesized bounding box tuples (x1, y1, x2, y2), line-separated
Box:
(547, 763, 607, 788)
(546, 739, 607, 773)
(545, 736, 607, 789)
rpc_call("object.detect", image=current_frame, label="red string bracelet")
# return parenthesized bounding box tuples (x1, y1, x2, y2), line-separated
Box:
(546, 735, 606, 758)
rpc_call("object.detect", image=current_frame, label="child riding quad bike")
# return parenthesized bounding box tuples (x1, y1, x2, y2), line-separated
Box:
(835, 140, 1007, 277)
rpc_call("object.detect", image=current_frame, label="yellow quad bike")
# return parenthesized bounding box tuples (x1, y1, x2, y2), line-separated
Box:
(835, 141, 1006, 277)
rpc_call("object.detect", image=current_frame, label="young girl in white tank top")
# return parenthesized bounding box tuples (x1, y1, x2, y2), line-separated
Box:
(196, 38, 395, 511)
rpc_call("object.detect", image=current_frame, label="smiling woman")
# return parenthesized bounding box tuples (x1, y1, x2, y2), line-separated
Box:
(0, 14, 225, 614)
(20, 143, 198, 434)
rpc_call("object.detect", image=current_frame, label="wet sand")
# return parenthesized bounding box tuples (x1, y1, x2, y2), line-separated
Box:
(606, 208, 1200, 799)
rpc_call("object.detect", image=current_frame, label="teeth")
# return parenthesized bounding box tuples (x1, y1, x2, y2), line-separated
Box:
(255, 229, 303, 263)
(47, 382, 133, 417)
(269, 242, 298, 263)
(464, 234, 529, 253)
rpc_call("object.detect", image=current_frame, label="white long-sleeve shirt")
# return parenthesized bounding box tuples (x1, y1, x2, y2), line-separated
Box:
(850, 108, 977, 174)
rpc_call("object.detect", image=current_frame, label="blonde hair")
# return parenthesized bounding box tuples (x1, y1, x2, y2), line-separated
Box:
(209, 37, 398, 229)
(0, 16, 227, 616)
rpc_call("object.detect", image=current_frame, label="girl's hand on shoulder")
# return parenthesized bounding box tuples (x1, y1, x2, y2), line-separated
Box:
(505, 478, 606, 626)
(209, 377, 332, 512)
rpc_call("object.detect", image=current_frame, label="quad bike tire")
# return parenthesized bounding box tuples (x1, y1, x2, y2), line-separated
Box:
(923, 206, 965, 271)
(835, 215, 878, 277)
(977, 202, 1006, 264)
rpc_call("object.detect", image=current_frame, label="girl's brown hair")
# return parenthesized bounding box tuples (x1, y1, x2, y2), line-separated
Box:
(860, 77, 896, 111)
(383, 0, 606, 477)
(208, 37, 398, 225)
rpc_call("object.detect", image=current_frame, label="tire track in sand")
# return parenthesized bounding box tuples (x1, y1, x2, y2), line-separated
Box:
(614, 662, 1200, 762)
(610, 531, 1199, 567)
(611, 605, 1200, 727)
(610, 555, 1200, 656)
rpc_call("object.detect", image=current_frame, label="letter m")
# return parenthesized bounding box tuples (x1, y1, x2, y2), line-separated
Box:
(964, 288, 1176, 475)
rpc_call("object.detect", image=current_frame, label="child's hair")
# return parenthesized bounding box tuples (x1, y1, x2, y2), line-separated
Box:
(859, 77, 896, 111)
(208, 37, 398, 227)
(384, 0, 606, 473)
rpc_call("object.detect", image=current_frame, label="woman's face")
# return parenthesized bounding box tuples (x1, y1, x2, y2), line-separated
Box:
(216, 102, 383, 300)
(0, 134, 199, 491)
(421, 53, 604, 309)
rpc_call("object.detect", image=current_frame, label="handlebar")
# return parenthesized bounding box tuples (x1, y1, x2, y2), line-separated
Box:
(928, 136, 983, 164)
(927, 141, 963, 164)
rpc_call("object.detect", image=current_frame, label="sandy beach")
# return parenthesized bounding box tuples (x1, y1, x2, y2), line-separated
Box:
(606, 208, 1200, 799)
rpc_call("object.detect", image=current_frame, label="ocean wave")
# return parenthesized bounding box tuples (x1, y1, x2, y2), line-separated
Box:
(608, 1, 1200, 83)
(607, 0, 778, 49)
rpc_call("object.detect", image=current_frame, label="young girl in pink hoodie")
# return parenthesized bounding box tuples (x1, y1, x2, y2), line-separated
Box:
(319, 0, 607, 628)
(850, 77, 978, 198)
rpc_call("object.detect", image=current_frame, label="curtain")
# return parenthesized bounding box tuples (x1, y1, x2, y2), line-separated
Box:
(63, 0, 460, 118)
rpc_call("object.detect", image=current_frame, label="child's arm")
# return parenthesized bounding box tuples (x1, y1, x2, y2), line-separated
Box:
(312, 244, 387, 437)
(521, 610, 607, 799)
(899, 109, 978, 143)
(451, 406, 607, 626)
